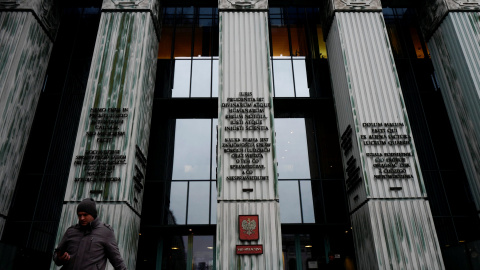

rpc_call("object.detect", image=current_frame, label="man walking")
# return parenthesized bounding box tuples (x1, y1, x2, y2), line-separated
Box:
(53, 198, 127, 270)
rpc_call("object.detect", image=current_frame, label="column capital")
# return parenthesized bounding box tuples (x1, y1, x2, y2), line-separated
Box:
(419, 0, 480, 41)
(322, 0, 382, 41)
(218, 0, 268, 11)
(0, 0, 59, 40)
(101, 0, 161, 39)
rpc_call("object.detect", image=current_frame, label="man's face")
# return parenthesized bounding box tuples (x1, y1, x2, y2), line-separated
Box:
(77, 212, 95, 226)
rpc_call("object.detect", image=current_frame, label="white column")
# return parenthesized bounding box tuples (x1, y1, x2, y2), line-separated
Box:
(217, 0, 283, 269)
(52, 1, 160, 269)
(0, 0, 58, 238)
(420, 0, 480, 218)
(324, 0, 444, 269)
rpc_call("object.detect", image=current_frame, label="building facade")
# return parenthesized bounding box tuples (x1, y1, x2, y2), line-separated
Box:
(0, 0, 480, 269)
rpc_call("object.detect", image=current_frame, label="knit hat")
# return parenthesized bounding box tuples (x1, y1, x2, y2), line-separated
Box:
(77, 198, 97, 218)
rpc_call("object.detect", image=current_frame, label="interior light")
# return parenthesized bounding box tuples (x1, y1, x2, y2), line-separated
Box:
(459, 240, 465, 243)
(172, 247, 179, 250)
(207, 247, 213, 249)
(139, 233, 142, 236)
(305, 245, 312, 248)
(280, 54, 283, 57)
(345, 231, 348, 234)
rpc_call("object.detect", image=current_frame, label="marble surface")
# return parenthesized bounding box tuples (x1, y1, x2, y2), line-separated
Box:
(326, 11, 444, 269)
(0, 12, 53, 238)
(322, 0, 382, 41)
(419, 0, 480, 41)
(218, 0, 268, 10)
(428, 12, 480, 217)
(101, 0, 161, 36)
(4, 0, 60, 39)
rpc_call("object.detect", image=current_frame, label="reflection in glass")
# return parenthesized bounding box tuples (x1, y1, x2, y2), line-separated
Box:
(300, 181, 315, 223)
(289, 26, 307, 57)
(170, 182, 188, 224)
(172, 59, 191, 97)
(158, 26, 173, 59)
(317, 26, 328, 58)
(273, 60, 294, 97)
(192, 236, 214, 270)
(174, 26, 193, 57)
(271, 26, 290, 56)
(293, 58, 309, 97)
(191, 59, 212, 97)
(161, 235, 188, 269)
(187, 182, 210, 224)
(275, 118, 311, 179)
(279, 181, 302, 223)
(172, 119, 211, 179)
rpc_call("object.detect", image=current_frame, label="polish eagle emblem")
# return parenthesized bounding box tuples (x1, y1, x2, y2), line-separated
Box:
(241, 218, 257, 235)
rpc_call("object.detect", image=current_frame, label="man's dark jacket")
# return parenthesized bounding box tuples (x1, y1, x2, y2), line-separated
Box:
(53, 218, 127, 270)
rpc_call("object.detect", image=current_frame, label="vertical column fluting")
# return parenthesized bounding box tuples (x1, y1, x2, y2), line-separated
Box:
(420, 0, 480, 219)
(324, 1, 444, 269)
(217, 0, 283, 269)
(0, 0, 58, 238)
(51, 1, 160, 269)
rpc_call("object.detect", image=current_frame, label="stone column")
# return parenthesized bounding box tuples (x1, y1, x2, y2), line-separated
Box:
(323, 0, 444, 269)
(52, 0, 160, 269)
(419, 0, 480, 218)
(217, 0, 283, 269)
(0, 0, 59, 238)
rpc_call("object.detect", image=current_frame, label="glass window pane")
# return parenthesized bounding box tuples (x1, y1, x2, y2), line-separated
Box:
(172, 60, 191, 97)
(191, 59, 212, 97)
(194, 22, 212, 56)
(210, 181, 217, 224)
(316, 25, 328, 59)
(271, 26, 290, 56)
(172, 119, 211, 179)
(158, 26, 173, 59)
(293, 58, 309, 97)
(193, 236, 214, 270)
(212, 59, 219, 97)
(170, 182, 188, 224)
(273, 60, 294, 97)
(174, 26, 192, 57)
(410, 27, 426, 58)
(161, 235, 188, 269)
(290, 26, 307, 57)
(279, 181, 302, 223)
(300, 181, 315, 223)
(187, 182, 210, 224)
(275, 118, 310, 179)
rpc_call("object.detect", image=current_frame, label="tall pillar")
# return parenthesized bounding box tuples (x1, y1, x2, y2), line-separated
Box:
(323, 0, 444, 269)
(52, 0, 160, 269)
(217, 0, 283, 269)
(0, 0, 59, 238)
(419, 0, 480, 218)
